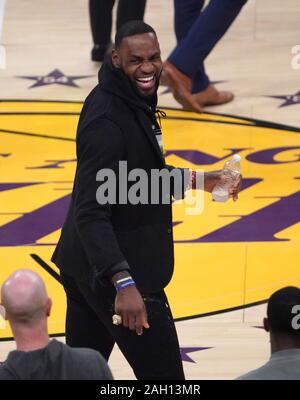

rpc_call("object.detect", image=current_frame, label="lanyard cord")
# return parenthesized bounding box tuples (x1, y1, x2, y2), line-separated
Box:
(154, 109, 167, 128)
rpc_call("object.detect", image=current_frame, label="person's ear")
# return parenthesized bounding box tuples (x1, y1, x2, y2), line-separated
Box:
(46, 298, 52, 317)
(112, 50, 120, 69)
(263, 317, 270, 332)
(0, 304, 7, 320)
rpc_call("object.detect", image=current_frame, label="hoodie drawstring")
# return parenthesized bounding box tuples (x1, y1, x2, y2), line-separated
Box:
(154, 109, 167, 128)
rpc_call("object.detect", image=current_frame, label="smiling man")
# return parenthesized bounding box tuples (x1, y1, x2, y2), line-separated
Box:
(113, 26, 161, 96)
(52, 21, 240, 380)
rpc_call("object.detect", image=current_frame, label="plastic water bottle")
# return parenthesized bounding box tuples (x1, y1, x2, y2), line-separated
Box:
(212, 154, 241, 202)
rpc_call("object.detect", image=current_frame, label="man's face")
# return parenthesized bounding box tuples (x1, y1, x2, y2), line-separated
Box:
(112, 32, 162, 98)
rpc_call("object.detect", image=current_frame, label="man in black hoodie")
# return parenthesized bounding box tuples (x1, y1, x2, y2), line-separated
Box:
(52, 21, 241, 380)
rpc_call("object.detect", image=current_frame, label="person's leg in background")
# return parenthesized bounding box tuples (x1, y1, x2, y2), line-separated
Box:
(89, 0, 146, 62)
(89, 0, 115, 62)
(174, 0, 205, 42)
(172, 0, 209, 96)
(116, 0, 147, 31)
(164, 0, 248, 111)
(161, 0, 205, 111)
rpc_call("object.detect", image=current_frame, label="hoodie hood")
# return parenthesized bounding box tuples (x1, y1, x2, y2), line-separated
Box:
(2, 340, 61, 380)
(98, 59, 158, 114)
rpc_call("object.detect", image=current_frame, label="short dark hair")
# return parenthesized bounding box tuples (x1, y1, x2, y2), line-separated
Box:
(115, 20, 157, 49)
(267, 286, 300, 335)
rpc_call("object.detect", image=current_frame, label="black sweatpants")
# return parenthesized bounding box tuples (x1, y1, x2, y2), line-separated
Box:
(60, 273, 185, 380)
(89, 0, 147, 46)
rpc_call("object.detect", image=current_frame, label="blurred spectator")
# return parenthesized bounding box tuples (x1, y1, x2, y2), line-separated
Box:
(0, 269, 113, 380)
(162, 0, 248, 112)
(89, 0, 147, 61)
(237, 287, 300, 380)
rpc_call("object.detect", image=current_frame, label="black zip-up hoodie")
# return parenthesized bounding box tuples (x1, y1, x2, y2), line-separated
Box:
(52, 61, 185, 293)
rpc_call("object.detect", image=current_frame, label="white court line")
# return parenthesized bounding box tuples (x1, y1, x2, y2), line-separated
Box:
(0, 0, 6, 69)
(0, 0, 6, 41)
(0, 305, 6, 330)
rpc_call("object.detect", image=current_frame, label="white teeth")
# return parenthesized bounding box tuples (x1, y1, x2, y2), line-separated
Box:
(137, 76, 154, 82)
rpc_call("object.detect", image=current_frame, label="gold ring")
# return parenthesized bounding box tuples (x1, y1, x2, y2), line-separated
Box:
(112, 314, 122, 326)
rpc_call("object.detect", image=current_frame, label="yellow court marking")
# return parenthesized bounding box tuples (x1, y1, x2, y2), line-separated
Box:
(161, 107, 254, 125)
(0, 100, 300, 339)
(0, 100, 83, 114)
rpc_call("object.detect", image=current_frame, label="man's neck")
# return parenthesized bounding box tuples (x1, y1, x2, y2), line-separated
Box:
(270, 334, 300, 354)
(12, 323, 50, 352)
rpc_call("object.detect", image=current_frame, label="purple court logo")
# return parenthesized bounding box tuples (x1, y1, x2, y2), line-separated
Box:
(267, 90, 300, 108)
(0, 111, 300, 247)
(18, 69, 94, 89)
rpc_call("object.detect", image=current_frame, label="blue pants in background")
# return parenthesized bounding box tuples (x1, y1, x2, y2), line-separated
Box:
(168, 0, 248, 93)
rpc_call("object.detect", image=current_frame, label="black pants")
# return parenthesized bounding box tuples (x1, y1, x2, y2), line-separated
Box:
(60, 273, 185, 380)
(89, 0, 147, 47)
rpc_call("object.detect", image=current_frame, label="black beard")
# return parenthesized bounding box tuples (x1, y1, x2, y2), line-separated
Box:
(125, 69, 162, 105)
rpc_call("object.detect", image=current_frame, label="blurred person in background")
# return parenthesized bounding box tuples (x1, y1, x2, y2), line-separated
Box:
(237, 286, 300, 380)
(0, 269, 113, 380)
(89, 0, 147, 61)
(162, 0, 248, 112)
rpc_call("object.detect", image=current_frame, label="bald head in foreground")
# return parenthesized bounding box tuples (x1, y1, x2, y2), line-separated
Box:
(0, 269, 113, 380)
(1, 269, 51, 351)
